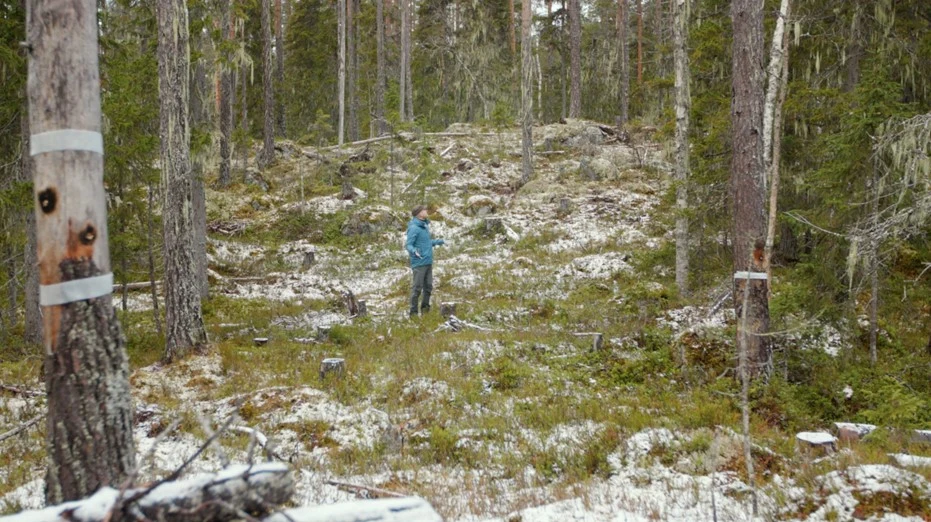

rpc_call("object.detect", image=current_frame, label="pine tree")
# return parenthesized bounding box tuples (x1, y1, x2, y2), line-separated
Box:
(157, 0, 208, 361)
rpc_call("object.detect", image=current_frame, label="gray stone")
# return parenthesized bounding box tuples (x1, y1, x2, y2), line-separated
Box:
(341, 206, 402, 236)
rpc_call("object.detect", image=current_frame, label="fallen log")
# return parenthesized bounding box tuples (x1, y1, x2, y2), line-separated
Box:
(0, 463, 294, 522)
(262, 496, 442, 522)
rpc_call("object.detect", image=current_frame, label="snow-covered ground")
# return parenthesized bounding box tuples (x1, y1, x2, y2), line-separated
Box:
(2, 122, 929, 521)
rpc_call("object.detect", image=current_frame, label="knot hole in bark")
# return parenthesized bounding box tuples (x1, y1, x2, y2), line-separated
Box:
(38, 187, 57, 214)
(79, 224, 97, 245)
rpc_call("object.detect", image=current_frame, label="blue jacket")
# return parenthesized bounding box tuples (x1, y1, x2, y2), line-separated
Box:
(406, 218, 444, 268)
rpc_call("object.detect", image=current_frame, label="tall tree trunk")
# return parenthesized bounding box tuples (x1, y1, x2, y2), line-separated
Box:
(399, 0, 408, 122)
(338, 0, 346, 143)
(146, 183, 163, 334)
(240, 65, 248, 178)
(191, 55, 209, 301)
(673, 0, 690, 296)
(260, 0, 275, 167)
(617, 0, 630, 127)
(868, 166, 879, 364)
(636, 0, 643, 85)
(508, 0, 517, 56)
(520, 0, 533, 186)
(761, 0, 789, 184)
(843, 1, 862, 92)
(158, 0, 207, 362)
(731, 0, 770, 378)
(764, 4, 790, 285)
(26, 0, 135, 502)
(347, 0, 359, 141)
(404, 0, 414, 122)
(375, 0, 388, 135)
(275, 0, 286, 136)
(21, 81, 41, 345)
(568, 0, 581, 118)
(218, 1, 233, 188)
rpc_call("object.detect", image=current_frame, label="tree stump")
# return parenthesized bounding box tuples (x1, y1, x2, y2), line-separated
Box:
(320, 358, 345, 380)
(302, 251, 315, 269)
(481, 218, 505, 237)
(557, 197, 571, 217)
(340, 177, 355, 200)
(357, 300, 367, 317)
(440, 302, 457, 318)
(316, 326, 331, 342)
(796, 431, 836, 456)
(592, 333, 604, 351)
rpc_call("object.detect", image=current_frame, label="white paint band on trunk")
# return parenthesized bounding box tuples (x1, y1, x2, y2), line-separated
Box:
(30, 129, 103, 156)
(40, 273, 113, 306)
(734, 271, 768, 280)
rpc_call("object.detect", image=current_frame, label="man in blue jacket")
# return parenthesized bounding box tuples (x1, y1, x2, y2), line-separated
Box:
(406, 205, 445, 318)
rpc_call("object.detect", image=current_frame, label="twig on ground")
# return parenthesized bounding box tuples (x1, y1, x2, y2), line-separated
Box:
(0, 414, 43, 444)
(325, 480, 406, 499)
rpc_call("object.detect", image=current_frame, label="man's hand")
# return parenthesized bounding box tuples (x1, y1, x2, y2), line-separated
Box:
(415, 251, 422, 259)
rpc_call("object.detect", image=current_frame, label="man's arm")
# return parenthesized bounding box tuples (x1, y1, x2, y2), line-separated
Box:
(405, 227, 420, 257)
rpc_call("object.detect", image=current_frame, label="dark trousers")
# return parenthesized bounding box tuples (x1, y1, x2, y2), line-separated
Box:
(410, 264, 433, 316)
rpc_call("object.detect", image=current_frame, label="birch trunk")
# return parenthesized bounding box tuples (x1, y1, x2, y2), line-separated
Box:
(673, 0, 690, 296)
(158, 0, 207, 362)
(568, 0, 582, 118)
(338, 0, 346, 143)
(731, 0, 770, 378)
(520, 0, 533, 186)
(761, 0, 789, 183)
(764, 7, 790, 285)
(375, 0, 388, 135)
(260, 0, 275, 167)
(26, 0, 135, 501)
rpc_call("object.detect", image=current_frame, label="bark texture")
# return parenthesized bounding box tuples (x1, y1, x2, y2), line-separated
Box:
(275, 0, 286, 136)
(617, 0, 629, 126)
(403, 0, 413, 122)
(260, 0, 276, 167)
(375, 0, 387, 135)
(673, 0, 690, 296)
(347, 0, 359, 141)
(21, 93, 41, 345)
(568, 0, 582, 118)
(520, 0, 533, 185)
(730, 0, 770, 377)
(191, 56, 209, 301)
(399, 0, 407, 123)
(157, 0, 207, 362)
(762, 0, 790, 179)
(338, 0, 346, 144)
(636, 0, 643, 85)
(26, 0, 135, 502)
(218, 1, 233, 188)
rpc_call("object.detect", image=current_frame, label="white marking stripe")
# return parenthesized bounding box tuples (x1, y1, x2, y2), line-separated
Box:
(734, 271, 768, 280)
(40, 273, 113, 306)
(30, 129, 103, 156)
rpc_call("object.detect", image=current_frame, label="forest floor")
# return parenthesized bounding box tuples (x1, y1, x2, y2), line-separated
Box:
(1, 120, 930, 521)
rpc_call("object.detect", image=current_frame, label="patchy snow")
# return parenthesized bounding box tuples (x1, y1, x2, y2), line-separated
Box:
(797, 432, 837, 446)
(889, 453, 931, 468)
(557, 252, 633, 280)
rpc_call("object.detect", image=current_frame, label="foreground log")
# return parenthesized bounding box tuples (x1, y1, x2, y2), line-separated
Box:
(262, 496, 442, 522)
(0, 463, 294, 522)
